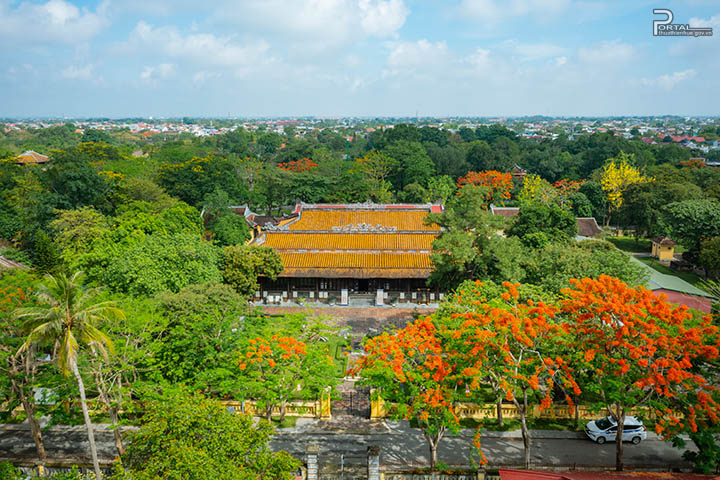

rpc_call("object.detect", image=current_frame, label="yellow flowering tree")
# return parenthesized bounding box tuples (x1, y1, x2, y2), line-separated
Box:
(600, 152, 649, 225)
(518, 174, 562, 206)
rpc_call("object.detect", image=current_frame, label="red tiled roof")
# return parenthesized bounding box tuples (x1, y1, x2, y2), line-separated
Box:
(577, 217, 602, 237)
(499, 469, 720, 480)
(651, 235, 676, 246)
(490, 206, 520, 218)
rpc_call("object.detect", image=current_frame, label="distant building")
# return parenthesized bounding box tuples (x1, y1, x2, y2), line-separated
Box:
(15, 150, 50, 165)
(250, 203, 443, 305)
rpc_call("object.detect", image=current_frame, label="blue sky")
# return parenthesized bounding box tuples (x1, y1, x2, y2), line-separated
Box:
(1, 0, 719, 117)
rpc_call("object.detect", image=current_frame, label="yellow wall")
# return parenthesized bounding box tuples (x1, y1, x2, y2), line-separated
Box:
(652, 242, 674, 262)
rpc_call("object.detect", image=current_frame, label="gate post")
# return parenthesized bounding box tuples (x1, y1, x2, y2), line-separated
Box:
(368, 446, 380, 480)
(306, 445, 319, 480)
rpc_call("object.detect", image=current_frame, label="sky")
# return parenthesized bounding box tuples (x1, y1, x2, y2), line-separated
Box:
(1, 0, 719, 118)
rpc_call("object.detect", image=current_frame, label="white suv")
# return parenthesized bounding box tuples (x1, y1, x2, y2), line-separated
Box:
(585, 416, 647, 444)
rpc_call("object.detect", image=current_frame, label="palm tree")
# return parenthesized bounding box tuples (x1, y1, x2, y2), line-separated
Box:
(16, 272, 123, 479)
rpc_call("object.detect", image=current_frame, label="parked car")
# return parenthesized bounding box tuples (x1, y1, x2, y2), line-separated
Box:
(585, 416, 647, 444)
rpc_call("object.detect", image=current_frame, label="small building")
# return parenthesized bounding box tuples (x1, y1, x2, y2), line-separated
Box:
(511, 165, 527, 181)
(650, 235, 676, 265)
(251, 203, 443, 305)
(15, 151, 50, 165)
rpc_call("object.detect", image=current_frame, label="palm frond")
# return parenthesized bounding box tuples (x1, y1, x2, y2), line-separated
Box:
(18, 321, 63, 355)
(57, 330, 79, 376)
(79, 323, 115, 360)
(698, 279, 720, 301)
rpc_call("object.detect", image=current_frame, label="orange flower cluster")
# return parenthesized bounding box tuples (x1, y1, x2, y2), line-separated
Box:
(559, 275, 720, 438)
(679, 158, 707, 169)
(0, 285, 30, 314)
(457, 171, 513, 205)
(553, 179, 584, 196)
(237, 335, 307, 371)
(278, 157, 318, 172)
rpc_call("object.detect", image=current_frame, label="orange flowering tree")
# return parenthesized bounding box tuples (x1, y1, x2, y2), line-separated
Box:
(352, 317, 466, 471)
(559, 275, 720, 471)
(237, 332, 337, 422)
(442, 280, 577, 469)
(553, 179, 584, 197)
(277, 157, 317, 172)
(457, 170, 513, 206)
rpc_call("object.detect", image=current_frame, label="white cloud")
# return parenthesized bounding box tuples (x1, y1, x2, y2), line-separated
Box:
(386, 40, 451, 74)
(61, 64, 96, 81)
(126, 21, 272, 72)
(0, 0, 108, 45)
(578, 40, 634, 65)
(496, 40, 567, 62)
(641, 69, 696, 91)
(359, 0, 409, 37)
(192, 70, 220, 86)
(458, 0, 571, 23)
(140, 63, 176, 83)
(208, 0, 408, 49)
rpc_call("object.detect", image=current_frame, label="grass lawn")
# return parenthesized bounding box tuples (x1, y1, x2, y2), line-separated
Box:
(270, 415, 298, 428)
(636, 257, 705, 288)
(606, 236, 651, 253)
(325, 335, 350, 376)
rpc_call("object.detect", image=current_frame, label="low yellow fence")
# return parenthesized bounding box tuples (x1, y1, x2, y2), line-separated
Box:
(221, 395, 332, 419)
(371, 395, 654, 421)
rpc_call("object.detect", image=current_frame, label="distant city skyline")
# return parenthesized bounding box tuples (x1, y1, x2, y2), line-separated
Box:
(1, 0, 719, 117)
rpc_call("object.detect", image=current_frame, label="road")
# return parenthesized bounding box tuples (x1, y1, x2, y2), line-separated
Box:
(0, 422, 693, 471)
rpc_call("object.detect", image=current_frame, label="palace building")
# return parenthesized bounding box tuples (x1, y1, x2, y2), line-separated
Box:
(250, 203, 444, 305)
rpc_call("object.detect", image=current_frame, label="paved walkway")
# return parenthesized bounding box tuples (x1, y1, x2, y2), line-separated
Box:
(1, 422, 693, 471)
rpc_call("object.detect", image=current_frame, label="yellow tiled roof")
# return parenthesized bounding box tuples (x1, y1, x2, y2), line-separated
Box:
(278, 252, 432, 279)
(258, 206, 440, 279)
(263, 233, 435, 251)
(286, 210, 437, 231)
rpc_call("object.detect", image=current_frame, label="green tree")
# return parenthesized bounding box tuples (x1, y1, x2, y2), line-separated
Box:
(211, 214, 251, 246)
(221, 245, 283, 297)
(150, 283, 248, 395)
(465, 140, 494, 172)
(700, 236, 720, 279)
(39, 145, 113, 210)
(237, 315, 339, 421)
(116, 388, 300, 480)
(32, 230, 62, 274)
(157, 156, 247, 207)
(426, 185, 505, 289)
(16, 272, 123, 479)
(384, 140, 435, 189)
(507, 203, 578, 248)
(524, 242, 647, 293)
(104, 234, 222, 296)
(426, 175, 456, 203)
(663, 199, 720, 254)
(50, 208, 110, 266)
(0, 270, 48, 468)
